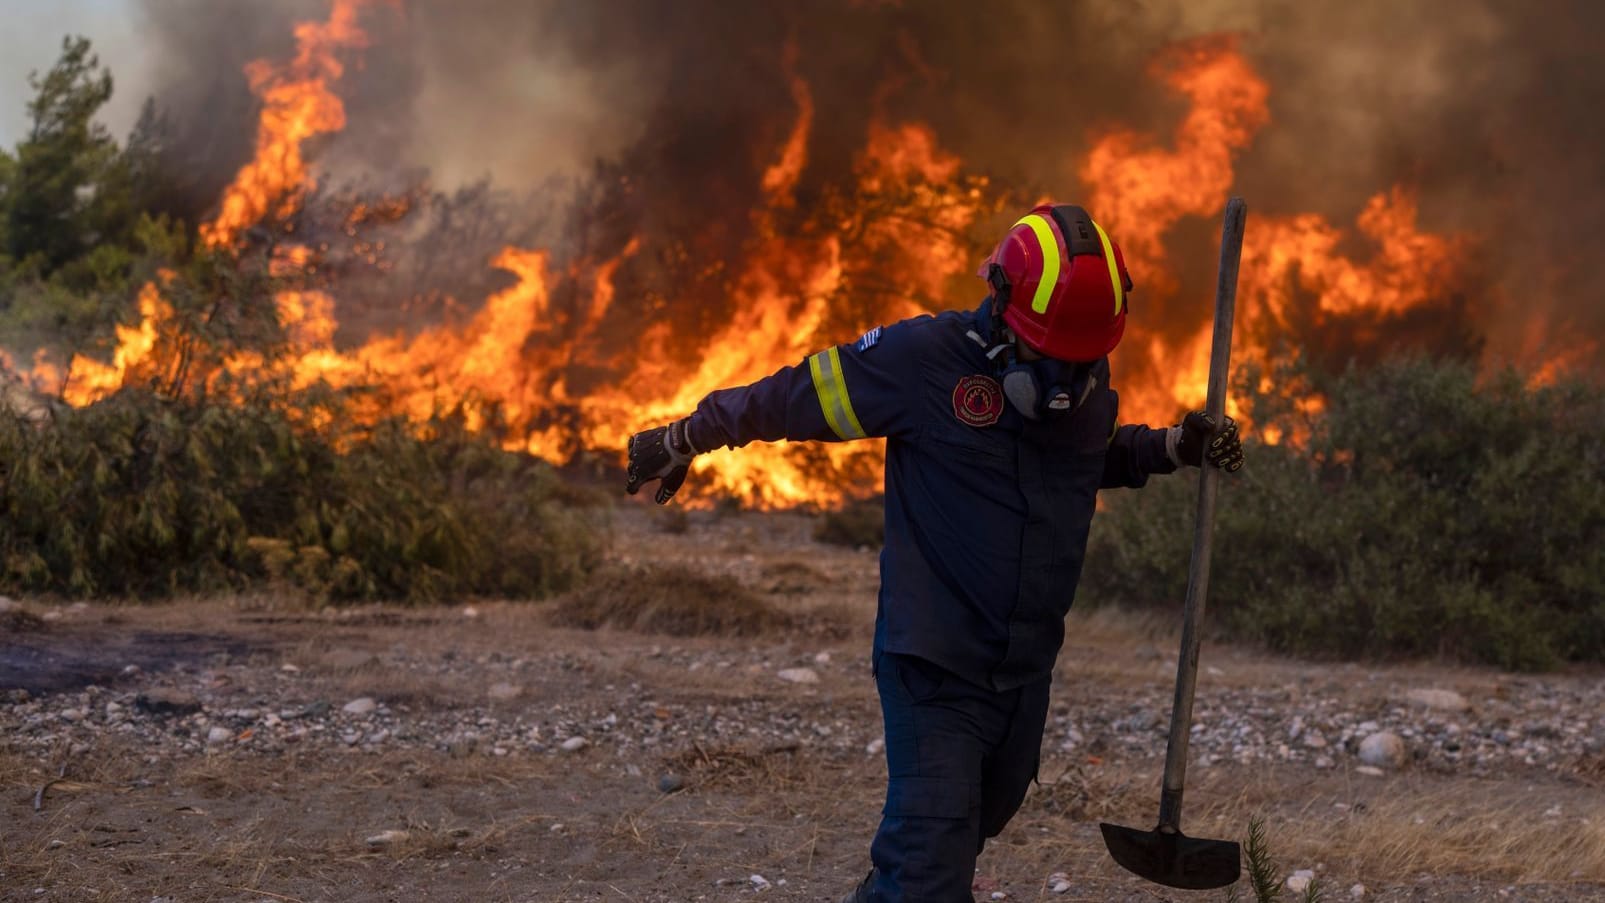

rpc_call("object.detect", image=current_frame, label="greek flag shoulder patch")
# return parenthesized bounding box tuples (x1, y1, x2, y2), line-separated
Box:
(855, 326, 883, 352)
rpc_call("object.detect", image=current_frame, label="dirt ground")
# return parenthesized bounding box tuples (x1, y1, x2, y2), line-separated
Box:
(3, 507, 1603, 902)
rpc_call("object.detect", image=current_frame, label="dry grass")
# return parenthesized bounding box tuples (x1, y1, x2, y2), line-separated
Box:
(998, 755, 1605, 893)
(1276, 782, 1605, 883)
(7, 520, 1603, 899)
(813, 497, 884, 548)
(8, 707, 1603, 899)
(547, 564, 791, 637)
(1, 606, 48, 633)
(660, 741, 810, 793)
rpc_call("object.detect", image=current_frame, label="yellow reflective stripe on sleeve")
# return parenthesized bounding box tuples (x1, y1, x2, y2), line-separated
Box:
(1013, 214, 1062, 314)
(828, 347, 868, 438)
(1108, 420, 1119, 444)
(808, 346, 867, 440)
(1091, 219, 1125, 316)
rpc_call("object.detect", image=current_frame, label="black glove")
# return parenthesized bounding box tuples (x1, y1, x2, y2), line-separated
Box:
(626, 418, 698, 504)
(1171, 410, 1244, 472)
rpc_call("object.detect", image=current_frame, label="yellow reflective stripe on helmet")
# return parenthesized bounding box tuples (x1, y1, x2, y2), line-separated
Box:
(1013, 213, 1062, 314)
(1091, 219, 1125, 316)
(808, 346, 867, 440)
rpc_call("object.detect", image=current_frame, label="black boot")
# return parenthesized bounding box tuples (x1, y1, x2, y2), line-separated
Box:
(838, 868, 875, 903)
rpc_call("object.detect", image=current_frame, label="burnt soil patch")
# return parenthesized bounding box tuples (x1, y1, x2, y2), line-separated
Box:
(0, 625, 260, 695)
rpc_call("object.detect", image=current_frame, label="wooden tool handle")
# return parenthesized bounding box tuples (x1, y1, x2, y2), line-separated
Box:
(1157, 196, 1246, 832)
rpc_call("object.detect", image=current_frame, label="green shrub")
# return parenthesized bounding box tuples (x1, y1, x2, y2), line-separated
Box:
(814, 494, 884, 548)
(1082, 356, 1605, 669)
(0, 390, 604, 603)
(1224, 814, 1323, 903)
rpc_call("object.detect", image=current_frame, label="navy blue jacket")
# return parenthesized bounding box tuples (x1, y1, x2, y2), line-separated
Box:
(685, 300, 1176, 690)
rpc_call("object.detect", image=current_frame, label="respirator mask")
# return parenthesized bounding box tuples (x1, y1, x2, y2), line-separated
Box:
(998, 339, 1092, 420)
(982, 263, 1094, 421)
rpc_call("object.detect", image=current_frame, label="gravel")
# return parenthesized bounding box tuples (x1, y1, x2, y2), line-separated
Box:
(3, 637, 1601, 786)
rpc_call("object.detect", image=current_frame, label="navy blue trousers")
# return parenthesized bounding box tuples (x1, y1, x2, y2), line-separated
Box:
(867, 652, 1052, 902)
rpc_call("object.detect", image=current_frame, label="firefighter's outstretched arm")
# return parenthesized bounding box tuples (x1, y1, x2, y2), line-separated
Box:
(625, 419, 698, 504)
(626, 323, 924, 504)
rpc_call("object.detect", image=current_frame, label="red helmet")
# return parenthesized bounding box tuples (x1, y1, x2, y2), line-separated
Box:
(978, 203, 1134, 362)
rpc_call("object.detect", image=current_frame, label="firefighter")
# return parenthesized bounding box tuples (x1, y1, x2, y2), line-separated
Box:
(626, 203, 1243, 902)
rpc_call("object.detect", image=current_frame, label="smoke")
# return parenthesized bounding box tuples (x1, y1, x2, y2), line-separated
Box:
(0, 1, 156, 147)
(123, 0, 1605, 370)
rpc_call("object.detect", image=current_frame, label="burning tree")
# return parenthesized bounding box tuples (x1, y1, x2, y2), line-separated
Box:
(0, 3, 1600, 661)
(7, 2, 1535, 511)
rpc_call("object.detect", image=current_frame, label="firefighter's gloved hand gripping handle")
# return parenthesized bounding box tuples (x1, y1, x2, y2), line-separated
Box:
(626, 418, 698, 505)
(1100, 197, 1247, 891)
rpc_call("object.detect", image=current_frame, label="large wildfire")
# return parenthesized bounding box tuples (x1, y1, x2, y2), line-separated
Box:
(7, 2, 1592, 506)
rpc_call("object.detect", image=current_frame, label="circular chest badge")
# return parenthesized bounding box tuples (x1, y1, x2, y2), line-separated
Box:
(952, 375, 1004, 427)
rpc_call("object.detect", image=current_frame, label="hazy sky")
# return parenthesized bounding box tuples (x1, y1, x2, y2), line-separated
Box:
(0, 0, 154, 147)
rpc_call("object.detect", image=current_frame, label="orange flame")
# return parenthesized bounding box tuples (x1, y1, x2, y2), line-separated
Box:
(1083, 37, 1270, 277)
(198, 0, 371, 248)
(62, 278, 175, 406)
(19, 17, 1493, 508)
(1083, 37, 1471, 435)
(760, 41, 813, 206)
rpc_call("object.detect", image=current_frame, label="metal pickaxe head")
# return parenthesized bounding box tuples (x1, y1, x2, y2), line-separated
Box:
(1099, 822, 1241, 890)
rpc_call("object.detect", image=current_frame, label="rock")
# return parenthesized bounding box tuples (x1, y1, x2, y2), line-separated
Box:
(0, 596, 17, 612)
(777, 667, 819, 684)
(866, 737, 885, 756)
(750, 874, 771, 891)
(365, 829, 409, 846)
(1355, 765, 1385, 776)
(1287, 869, 1315, 892)
(1118, 711, 1161, 733)
(1358, 731, 1406, 768)
(135, 688, 202, 717)
(1350, 883, 1367, 898)
(1405, 688, 1470, 712)
(813, 651, 832, 665)
(342, 697, 378, 716)
(206, 726, 233, 745)
(658, 773, 686, 794)
(560, 736, 589, 752)
(487, 682, 522, 701)
(320, 649, 379, 670)
(279, 663, 300, 673)
(462, 605, 480, 619)
(1048, 872, 1072, 893)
